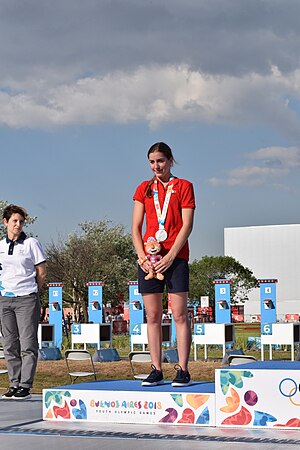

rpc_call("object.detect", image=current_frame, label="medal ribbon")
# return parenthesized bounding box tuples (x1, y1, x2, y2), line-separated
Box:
(153, 177, 174, 230)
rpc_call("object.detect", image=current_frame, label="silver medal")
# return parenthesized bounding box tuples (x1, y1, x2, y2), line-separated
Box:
(155, 228, 168, 242)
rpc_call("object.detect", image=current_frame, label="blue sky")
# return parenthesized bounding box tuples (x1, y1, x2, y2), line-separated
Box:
(1, 0, 300, 261)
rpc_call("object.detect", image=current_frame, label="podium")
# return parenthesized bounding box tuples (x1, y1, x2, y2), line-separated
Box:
(215, 361, 300, 428)
(43, 380, 216, 426)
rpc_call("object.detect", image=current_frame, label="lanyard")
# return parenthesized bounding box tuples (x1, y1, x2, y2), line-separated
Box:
(153, 177, 174, 240)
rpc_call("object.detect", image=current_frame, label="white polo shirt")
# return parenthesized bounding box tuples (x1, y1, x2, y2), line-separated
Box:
(0, 232, 46, 297)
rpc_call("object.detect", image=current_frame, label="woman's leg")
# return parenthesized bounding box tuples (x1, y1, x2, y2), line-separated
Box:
(15, 294, 40, 388)
(170, 292, 191, 371)
(142, 293, 163, 370)
(0, 297, 21, 387)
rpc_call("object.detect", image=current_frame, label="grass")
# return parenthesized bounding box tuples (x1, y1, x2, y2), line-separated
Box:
(0, 354, 221, 394)
(0, 323, 298, 394)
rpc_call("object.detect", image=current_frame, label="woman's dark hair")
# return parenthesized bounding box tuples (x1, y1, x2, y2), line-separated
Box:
(147, 142, 174, 160)
(145, 142, 175, 197)
(3, 204, 28, 221)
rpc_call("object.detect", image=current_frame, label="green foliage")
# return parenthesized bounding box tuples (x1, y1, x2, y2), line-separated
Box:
(0, 200, 37, 239)
(45, 220, 138, 320)
(189, 255, 259, 306)
(112, 335, 130, 352)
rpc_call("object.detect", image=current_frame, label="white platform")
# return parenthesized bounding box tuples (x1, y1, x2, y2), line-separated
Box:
(43, 379, 215, 426)
(44, 361, 300, 430)
(215, 361, 300, 429)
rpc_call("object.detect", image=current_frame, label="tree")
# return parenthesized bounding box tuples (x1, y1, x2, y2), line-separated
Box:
(0, 200, 37, 239)
(45, 220, 137, 322)
(189, 256, 259, 307)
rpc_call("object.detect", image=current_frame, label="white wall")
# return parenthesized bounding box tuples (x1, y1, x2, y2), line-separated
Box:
(224, 224, 300, 321)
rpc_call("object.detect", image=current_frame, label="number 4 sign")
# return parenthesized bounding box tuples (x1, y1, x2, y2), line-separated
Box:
(131, 323, 141, 335)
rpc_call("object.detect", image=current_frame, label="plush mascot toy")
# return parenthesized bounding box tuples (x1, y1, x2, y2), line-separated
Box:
(144, 237, 164, 280)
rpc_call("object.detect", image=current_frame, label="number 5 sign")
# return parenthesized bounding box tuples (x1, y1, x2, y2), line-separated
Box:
(194, 324, 205, 335)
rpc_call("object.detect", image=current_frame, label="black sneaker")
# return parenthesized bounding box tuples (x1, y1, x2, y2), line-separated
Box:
(2, 387, 18, 399)
(12, 387, 31, 400)
(172, 364, 192, 387)
(142, 364, 164, 386)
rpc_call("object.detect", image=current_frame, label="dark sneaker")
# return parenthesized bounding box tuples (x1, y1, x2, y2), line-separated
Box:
(12, 387, 31, 400)
(172, 364, 192, 387)
(142, 364, 164, 386)
(2, 387, 18, 399)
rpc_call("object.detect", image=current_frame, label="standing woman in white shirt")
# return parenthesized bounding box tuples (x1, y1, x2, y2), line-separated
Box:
(0, 204, 46, 400)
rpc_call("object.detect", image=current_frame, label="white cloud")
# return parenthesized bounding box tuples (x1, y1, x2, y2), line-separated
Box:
(1, 64, 300, 133)
(248, 146, 300, 168)
(208, 146, 300, 187)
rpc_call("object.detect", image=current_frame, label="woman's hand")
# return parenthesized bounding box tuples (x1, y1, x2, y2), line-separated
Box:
(137, 256, 152, 273)
(153, 253, 175, 273)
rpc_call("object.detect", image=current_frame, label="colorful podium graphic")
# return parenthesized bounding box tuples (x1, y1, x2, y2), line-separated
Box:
(44, 361, 300, 429)
(43, 380, 215, 426)
(215, 361, 300, 429)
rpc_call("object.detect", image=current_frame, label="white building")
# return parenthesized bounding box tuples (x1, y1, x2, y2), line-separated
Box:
(224, 224, 300, 322)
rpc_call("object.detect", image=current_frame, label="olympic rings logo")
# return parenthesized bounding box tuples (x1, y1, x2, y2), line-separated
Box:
(279, 378, 300, 406)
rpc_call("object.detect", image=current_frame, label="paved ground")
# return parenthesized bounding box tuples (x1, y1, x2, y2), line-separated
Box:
(1, 395, 300, 449)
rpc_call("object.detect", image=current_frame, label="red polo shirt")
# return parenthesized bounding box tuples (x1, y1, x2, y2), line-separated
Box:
(133, 177, 195, 260)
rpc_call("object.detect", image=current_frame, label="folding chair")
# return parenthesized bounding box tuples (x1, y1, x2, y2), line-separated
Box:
(65, 349, 97, 384)
(227, 354, 257, 366)
(0, 349, 8, 376)
(128, 351, 152, 380)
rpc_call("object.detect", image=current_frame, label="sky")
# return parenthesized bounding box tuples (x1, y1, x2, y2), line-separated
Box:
(1, 0, 300, 261)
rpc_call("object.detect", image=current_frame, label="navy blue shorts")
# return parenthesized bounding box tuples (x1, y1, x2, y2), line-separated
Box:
(138, 258, 189, 294)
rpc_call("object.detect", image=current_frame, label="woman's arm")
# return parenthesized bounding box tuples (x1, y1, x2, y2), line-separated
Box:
(132, 201, 146, 258)
(35, 262, 47, 291)
(132, 200, 152, 272)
